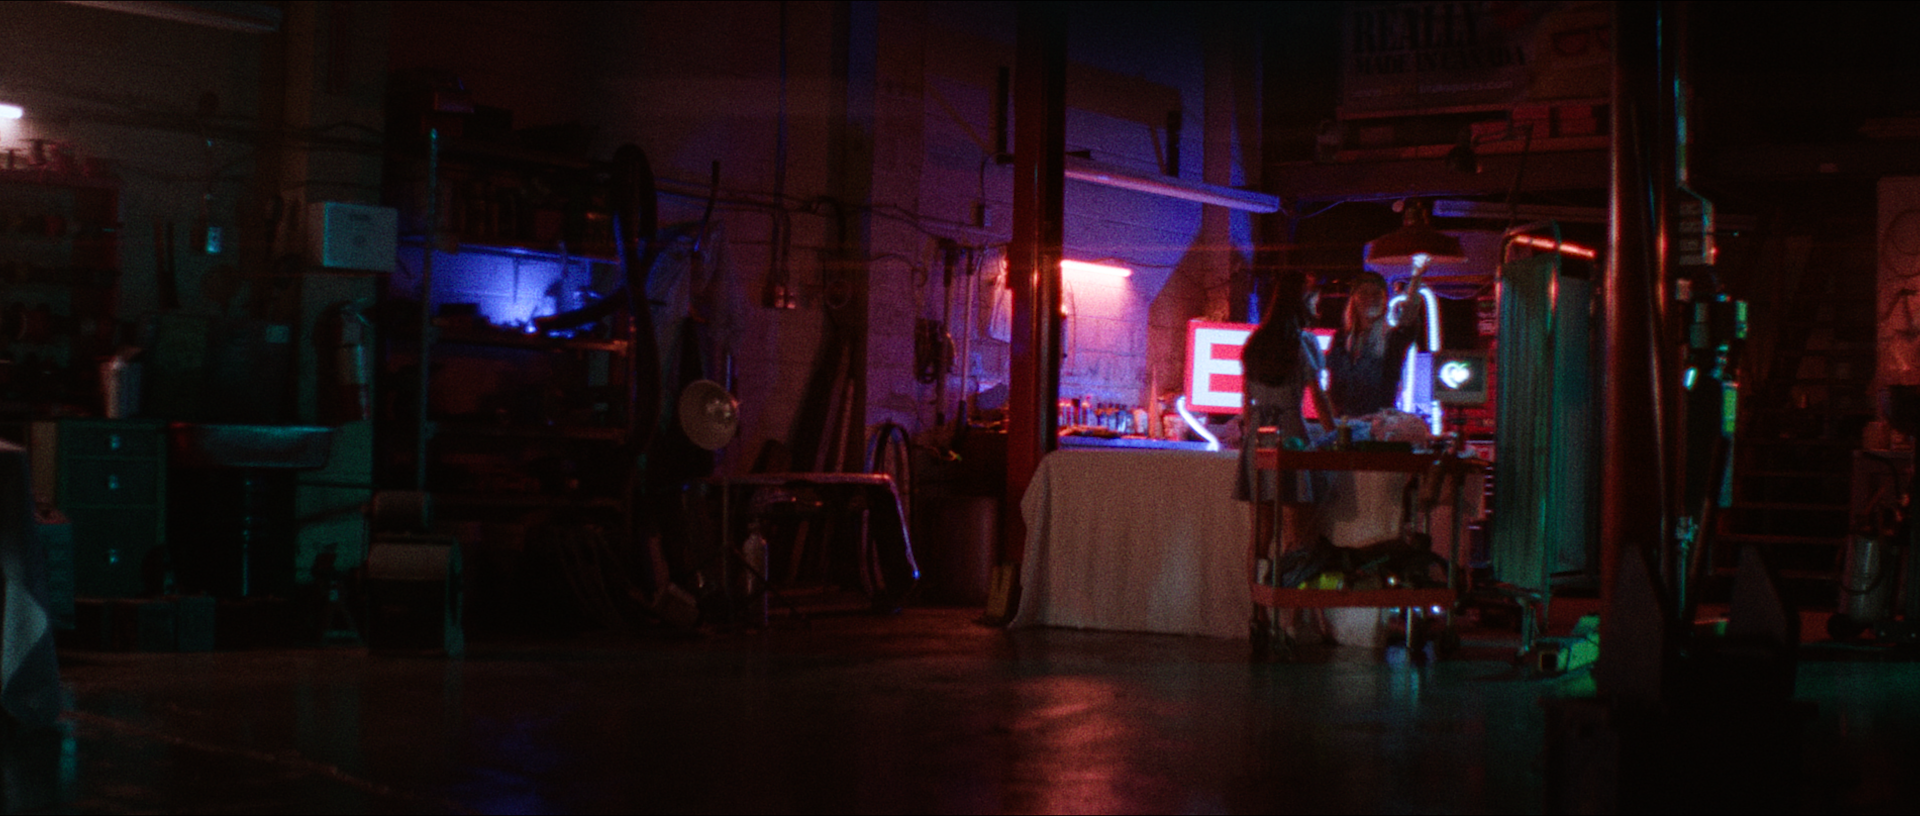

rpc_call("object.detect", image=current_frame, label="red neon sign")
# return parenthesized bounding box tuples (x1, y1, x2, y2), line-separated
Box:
(1185, 320, 1252, 414)
(1184, 318, 1332, 419)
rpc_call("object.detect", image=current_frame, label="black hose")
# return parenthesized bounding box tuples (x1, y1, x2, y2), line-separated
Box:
(865, 421, 914, 518)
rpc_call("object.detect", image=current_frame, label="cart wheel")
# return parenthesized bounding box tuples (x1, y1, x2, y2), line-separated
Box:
(1529, 643, 1567, 676)
(1826, 612, 1866, 642)
(1405, 620, 1428, 655)
(1436, 628, 1462, 657)
(1250, 617, 1297, 662)
(1396, 613, 1444, 665)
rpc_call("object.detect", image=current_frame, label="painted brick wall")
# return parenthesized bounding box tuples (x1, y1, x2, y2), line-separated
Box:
(867, 2, 1254, 438)
(585, 1, 849, 475)
(7, 0, 1264, 507)
(4, 2, 391, 585)
(2, 3, 275, 322)
(378, 0, 1256, 468)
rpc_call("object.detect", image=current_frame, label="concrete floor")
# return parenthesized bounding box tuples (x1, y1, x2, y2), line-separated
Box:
(10, 598, 1920, 815)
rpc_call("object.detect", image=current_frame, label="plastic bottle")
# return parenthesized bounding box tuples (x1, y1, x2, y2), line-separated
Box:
(740, 524, 769, 626)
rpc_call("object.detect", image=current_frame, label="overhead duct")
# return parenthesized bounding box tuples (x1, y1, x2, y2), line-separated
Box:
(62, 1, 284, 33)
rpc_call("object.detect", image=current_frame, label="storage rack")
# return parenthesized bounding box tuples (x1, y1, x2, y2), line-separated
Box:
(1249, 446, 1486, 658)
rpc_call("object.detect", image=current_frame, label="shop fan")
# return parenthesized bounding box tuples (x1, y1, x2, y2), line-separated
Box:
(678, 379, 739, 451)
(677, 378, 788, 623)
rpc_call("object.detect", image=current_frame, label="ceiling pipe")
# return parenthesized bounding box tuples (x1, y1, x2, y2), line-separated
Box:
(1063, 154, 1280, 213)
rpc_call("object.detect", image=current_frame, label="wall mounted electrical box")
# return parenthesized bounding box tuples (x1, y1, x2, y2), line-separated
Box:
(307, 202, 397, 272)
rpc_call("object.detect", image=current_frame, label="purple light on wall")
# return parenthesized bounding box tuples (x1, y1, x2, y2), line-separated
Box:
(400, 246, 589, 330)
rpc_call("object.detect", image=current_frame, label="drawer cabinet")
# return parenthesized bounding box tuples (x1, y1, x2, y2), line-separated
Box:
(39, 515, 75, 629)
(30, 419, 167, 598)
(58, 423, 164, 458)
(65, 458, 162, 506)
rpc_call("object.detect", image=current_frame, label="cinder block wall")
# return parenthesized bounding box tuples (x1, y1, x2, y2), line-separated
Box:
(4, 1, 389, 583)
(3, 3, 278, 339)
(861, 2, 1254, 436)
(8, 1, 1267, 579)
(387, 0, 1256, 467)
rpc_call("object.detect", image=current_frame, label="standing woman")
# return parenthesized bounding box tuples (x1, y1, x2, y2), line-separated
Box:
(1236, 281, 1334, 507)
(1237, 278, 1336, 643)
(1325, 270, 1425, 417)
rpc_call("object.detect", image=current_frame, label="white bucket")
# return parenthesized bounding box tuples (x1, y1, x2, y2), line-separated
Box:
(100, 359, 142, 418)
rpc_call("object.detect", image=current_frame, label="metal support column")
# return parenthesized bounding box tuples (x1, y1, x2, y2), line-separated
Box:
(1597, 0, 1675, 702)
(986, 3, 1067, 623)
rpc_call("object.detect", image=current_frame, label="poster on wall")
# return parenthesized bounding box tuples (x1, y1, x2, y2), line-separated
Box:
(1340, 0, 1611, 118)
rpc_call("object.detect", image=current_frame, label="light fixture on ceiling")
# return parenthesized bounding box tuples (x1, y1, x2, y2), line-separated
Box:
(1365, 198, 1467, 276)
(1507, 234, 1598, 260)
(1062, 155, 1280, 213)
(0, 103, 22, 120)
(1060, 259, 1131, 279)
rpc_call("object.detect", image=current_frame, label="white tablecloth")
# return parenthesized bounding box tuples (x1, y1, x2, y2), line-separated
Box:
(1010, 448, 1252, 639)
(2, 440, 61, 729)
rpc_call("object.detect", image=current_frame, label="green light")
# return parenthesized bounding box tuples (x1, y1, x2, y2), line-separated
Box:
(1722, 383, 1738, 437)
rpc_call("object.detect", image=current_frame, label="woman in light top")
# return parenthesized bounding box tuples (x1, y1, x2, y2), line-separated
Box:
(1325, 270, 1425, 418)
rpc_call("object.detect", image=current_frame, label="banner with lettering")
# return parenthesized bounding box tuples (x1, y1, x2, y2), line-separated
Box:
(1341, 0, 1611, 118)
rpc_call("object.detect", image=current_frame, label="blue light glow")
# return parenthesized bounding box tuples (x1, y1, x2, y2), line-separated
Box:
(402, 245, 592, 331)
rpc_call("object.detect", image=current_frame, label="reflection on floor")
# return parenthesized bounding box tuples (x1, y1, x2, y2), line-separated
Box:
(9, 598, 1920, 814)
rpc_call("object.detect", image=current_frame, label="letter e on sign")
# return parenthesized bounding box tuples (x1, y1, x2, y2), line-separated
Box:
(1186, 319, 1254, 414)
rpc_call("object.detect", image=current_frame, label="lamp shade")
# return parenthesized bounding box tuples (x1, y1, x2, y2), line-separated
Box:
(678, 380, 739, 451)
(1365, 199, 1467, 267)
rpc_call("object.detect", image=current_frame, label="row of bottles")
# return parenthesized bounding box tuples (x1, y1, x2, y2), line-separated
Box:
(1057, 396, 1151, 435)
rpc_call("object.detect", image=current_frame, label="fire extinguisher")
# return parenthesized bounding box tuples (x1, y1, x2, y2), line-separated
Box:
(320, 299, 373, 424)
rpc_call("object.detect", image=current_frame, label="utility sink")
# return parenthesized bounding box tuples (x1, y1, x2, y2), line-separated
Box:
(168, 423, 335, 470)
(167, 423, 335, 599)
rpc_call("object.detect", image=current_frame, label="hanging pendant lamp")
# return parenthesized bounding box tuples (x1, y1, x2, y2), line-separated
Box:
(1365, 198, 1467, 273)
